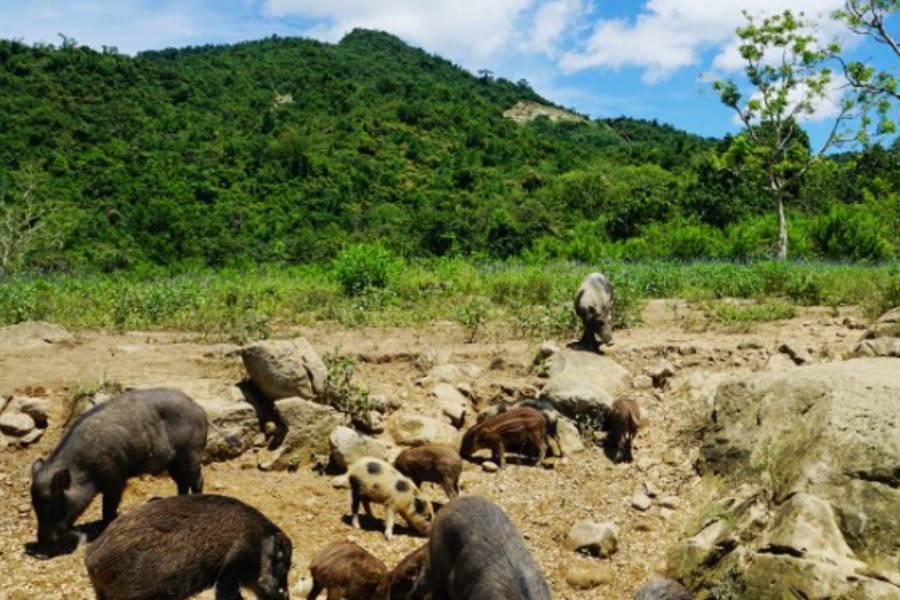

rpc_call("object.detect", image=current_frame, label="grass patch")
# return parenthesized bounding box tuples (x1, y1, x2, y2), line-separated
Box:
(705, 299, 797, 331)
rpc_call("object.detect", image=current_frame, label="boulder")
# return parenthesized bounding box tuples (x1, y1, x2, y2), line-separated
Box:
(765, 352, 797, 371)
(0, 411, 35, 437)
(557, 417, 585, 455)
(388, 414, 458, 447)
(646, 359, 676, 387)
(565, 520, 619, 558)
(6, 397, 49, 428)
(539, 349, 629, 420)
(0, 321, 75, 352)
(418, 363, 464, 385)
(632, 375, 653, 390)
(433, 383, 468, 428)
(241, 338, 327, 402)
(777, 341, 814, 365)
(631, 493, 652, 511)
(256, 397, 344, 471)
(670, 359, 900, 598)
(329, 426, 391, 471)
(202, 395, 263, 462)
(352, 410, 385, 435)
(850, 307, 900, 358)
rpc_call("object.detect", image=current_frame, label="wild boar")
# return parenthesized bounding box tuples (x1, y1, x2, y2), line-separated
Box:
(606, 397, 641, 462)
(460, 407, 548, 469)
(347, 457, 434, 540)
(85, 494, 291, 600)
(409, 496, 550, 600)
(633, 578, 693, 599)
(475, 397, 563, 457)
(394, 445, 462, 500)
(386, 544, 428, 600)
(307, 541, 388, 600)
(30, 387, 207, 548)
(575, 272, 614, 351)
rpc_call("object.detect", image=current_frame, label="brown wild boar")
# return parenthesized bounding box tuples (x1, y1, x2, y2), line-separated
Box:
(386, 544, 428, 600)
(347, 457, 434, 540)
(633, 578, 693, 599)
(31, 387, 207, 549)
(307, 541, 388, 600)
(408, 496, 550, 600)
(394, 445, 462, 500)
(475, 397, 563, 457)
(606, 397, 641, 462)
(460, 406, 548, 469)
(85, 494, 291, 600)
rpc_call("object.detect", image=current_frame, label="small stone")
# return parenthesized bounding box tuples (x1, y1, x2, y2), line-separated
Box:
(0, 411, 36, 437)
(292, 577, 314, 597)
(331, 474, 350, 489)
(642, 481, 660, 498)
(778, 342, 813, 365)
(647, 359, 676, 387)
(631, 492, 653, 511)
(659, 495, 680, 509)
(482, 461, 499, 473)
(213, 483, 225, 491)
(565, 520, 619, 558)
(17, 503, 30, 514)
(636, 456, 659, 472)
(659, 508, 675, 520)
(632, 375, 653, 390)
(633, 516, 653, 532)
(565, 563, 614, 589)
(662, 449, 681, 466)
(17, 428, 43, 446)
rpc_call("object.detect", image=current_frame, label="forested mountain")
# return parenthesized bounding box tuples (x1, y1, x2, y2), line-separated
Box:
(0, 29, 896, 271)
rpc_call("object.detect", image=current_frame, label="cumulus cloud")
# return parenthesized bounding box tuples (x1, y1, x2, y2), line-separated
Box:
(264, 0, 537, 65)
(521, 0, 586, 56)
(560, 0, 847, 83)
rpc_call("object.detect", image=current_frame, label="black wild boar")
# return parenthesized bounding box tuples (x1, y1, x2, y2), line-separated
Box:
(30, 387, 207, 547)
(409, 496, 550, 600)
(307, 541, 388, 600)
(85, 494, 291, 600)
(633, 578, 693, 600)
(575, 271, 614, 351)
(394, 445, 462, 500)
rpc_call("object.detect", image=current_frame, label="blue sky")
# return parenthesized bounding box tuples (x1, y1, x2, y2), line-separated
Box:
(1, 1, 896, 148)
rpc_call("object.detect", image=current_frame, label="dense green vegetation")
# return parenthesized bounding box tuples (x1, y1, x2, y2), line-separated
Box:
(1, 258, 897, 341)
(1, 29, 898, 275)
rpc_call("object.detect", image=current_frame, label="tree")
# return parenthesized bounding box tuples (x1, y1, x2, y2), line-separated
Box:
(0, 166, 61, 276)
(714, 10, 854, 259)
(832, 1, 899, 142)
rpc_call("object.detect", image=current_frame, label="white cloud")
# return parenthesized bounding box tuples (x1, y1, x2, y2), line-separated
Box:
(560, 0, 847, 83)
(521, 0, 585, 56)
(264, 0, 537, 66)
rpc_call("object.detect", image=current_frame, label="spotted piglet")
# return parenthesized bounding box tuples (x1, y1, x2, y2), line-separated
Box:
(347, 457, 434, 540)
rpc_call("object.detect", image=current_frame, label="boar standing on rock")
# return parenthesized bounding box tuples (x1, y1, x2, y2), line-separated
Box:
(347, 457, 434, 540)
(460, 406, 549, 469)
(307, 541, 388, 600)
(606, 397, 641, 463)
(30, 388, 207, 549)
(575, 271, 614, 352)
(394, 444, 462, 500)
(85, 494, 292, 600)
(409, 496, 551, 600)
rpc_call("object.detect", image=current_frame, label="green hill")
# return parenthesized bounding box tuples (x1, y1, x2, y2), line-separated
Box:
(0, 30, 895, 271)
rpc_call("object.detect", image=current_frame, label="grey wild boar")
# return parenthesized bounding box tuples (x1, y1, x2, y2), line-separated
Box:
(606, 397, 641, 462)
(476, 397, 562, 457)
(633, 578, 693, 600)
(85, 494, 291, 600)
(386, 544, 428, 600)
(347, 457, 434, 540)
(308, 541, 388, 600)
(394, 445, 462, 500)
(574, 271, 614, 351)
(460, 406, 548, 469)
(31, 387, 207, 547)
(409, 496, 550, 600)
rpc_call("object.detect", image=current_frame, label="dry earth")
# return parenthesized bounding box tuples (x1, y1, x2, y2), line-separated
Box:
(0, 301, 868, 599)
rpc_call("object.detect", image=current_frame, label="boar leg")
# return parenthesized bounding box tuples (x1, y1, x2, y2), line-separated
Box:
(325, 588, 344, 600)
(306, 580, 323, 600)
(101, 482, 125, 523)
(384, 507, 396, 540)
(214, 567, 243, 600)
(623, 433, 634, 462)
(493, 441, 506, 469)
(351, 487, 362, 529)
(362, 497, 374, 518)
(440, 477, 457, 500)
(535, 435, 548, 466)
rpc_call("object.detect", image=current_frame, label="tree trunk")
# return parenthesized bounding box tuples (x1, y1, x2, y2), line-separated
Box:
(776, 193, 788, 260)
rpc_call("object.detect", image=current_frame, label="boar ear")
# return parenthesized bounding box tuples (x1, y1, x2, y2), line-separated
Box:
(51, 469, 71, 495)
(31, 458, 45, 478)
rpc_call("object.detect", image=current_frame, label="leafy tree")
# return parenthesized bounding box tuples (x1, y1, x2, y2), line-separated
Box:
(0, 165, 63, 276)
(714, 10, 854, 259)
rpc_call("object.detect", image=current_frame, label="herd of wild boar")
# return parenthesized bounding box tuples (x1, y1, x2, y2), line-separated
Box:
(25, 273, 692, 599)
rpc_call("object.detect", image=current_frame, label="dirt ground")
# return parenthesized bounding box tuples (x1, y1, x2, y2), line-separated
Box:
(0, 300, 868, 599)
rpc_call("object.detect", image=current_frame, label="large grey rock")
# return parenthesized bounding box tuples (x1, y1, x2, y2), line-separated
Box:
(257, 397, 344, 471)
(388, 414, 458, 447)
(434, 383, 467, 428)
(0, 321, 75, 352)
(329, 426, 391, 471)
(241, 338, 327, 402)
(670, 359, 900, 598)
(850, 307, 900, 358)
(565, 520, 619, 557)
(539, 349, 629, 420)
(202, 393, 263, 462)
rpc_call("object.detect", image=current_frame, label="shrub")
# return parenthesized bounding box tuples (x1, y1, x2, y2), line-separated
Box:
(810, 203, 895, 262)
(332, 242, 402, 296)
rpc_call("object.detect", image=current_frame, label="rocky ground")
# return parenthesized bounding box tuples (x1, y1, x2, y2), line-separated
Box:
(0, 300, 892, 600)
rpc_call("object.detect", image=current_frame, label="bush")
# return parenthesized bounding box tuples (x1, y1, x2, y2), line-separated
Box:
(810, 203, 895, 262)
(332, 242, 402, 296)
